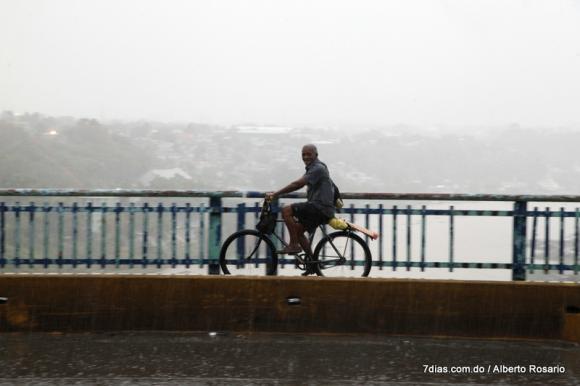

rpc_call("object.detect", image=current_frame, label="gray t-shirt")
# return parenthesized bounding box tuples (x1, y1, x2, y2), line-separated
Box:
(303, 159, 335, 218)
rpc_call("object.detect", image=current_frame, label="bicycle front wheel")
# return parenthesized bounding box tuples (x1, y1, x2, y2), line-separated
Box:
(312, 231, 372, 277)
(219, 229, 278, 276)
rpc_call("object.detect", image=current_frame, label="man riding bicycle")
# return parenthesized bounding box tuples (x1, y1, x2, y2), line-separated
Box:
(266, 144, 335, 257)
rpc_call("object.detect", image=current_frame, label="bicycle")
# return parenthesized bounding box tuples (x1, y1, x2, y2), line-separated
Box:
(219, 200, 373, 277)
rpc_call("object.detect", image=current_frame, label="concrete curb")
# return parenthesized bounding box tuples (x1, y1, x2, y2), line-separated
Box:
(0, 275, 578, 342)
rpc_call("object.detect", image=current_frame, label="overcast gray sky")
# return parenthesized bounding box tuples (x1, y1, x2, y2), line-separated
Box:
(1, 0, 579, 128)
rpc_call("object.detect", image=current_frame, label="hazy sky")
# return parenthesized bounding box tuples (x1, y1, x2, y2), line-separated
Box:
(1, 0, 579, 127)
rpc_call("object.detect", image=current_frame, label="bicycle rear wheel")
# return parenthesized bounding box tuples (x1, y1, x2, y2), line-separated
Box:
(312, 231, 372, 277)
(219, 229, 278, 276)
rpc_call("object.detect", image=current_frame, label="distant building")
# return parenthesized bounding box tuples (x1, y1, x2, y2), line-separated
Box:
(139, 168, 192, 187)
(235, 126, 293, 134)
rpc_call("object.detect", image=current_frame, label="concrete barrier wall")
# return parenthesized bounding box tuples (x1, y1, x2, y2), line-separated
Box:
(0, 275, 579, 342)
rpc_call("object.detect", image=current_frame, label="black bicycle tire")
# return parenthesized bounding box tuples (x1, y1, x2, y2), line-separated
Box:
(312, 231, 372, 277)
(219, 229, 278, 275)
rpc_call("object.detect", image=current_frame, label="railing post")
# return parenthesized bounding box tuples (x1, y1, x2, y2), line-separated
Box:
(0, 202, 5, 268)
(512, 200, 528, 281)
(208, 195, 222, 275)
(270, 198, 279, 275)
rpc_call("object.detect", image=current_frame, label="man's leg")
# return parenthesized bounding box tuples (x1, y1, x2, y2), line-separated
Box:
(280, 205, 302, 253)
(281, 205, 315, 255)
(296, 227, 313, 257)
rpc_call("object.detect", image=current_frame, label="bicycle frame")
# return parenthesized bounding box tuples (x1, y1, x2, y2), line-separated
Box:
(244, 200, 362, 273)
(267, 219, 349, 268)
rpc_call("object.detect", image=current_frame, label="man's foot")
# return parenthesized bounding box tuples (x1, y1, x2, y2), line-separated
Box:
(301, 267, 316, 276)
(277, 245, 302, 255)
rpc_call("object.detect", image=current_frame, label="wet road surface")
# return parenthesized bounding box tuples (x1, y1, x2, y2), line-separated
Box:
(0, 332, 578, 385)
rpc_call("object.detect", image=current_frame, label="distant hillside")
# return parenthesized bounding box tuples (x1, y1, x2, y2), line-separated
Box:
(1, 111, 580, 194)
(0, 112, 153, 188)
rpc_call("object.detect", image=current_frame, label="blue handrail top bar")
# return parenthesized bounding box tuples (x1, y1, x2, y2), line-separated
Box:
(1, 189, 580, 202)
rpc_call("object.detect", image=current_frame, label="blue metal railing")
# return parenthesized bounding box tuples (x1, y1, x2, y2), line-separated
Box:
(0, 189, 579, 281)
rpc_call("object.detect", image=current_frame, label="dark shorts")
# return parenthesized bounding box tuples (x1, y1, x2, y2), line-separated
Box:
(290, 202, 330, 233)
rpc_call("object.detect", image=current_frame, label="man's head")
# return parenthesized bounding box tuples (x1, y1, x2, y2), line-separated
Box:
(301, 144, 318, 166)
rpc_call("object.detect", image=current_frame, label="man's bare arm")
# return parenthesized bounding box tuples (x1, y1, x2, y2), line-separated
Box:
(266, 177, 307, 200)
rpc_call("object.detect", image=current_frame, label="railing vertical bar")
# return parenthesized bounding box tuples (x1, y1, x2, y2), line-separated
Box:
(406, 204, 411, 271)
(266, 199, 278, 275)
(58, 202, 64, 268)
(278, 201, 285, 262)
(280, 215, 286, 252)
(236, 203, 246, 269)
(156, 203, 163, 269)
(269, 197, 279, 275)
(271, 199, 281, 255)
(575, 208, 579, 275)
(255, 202, 261, 267)
(321, 224, 327, 266)
(350, 204, 355, 268)
(279, 202, 286, 269)
(512, 200, 527, 280)
(185, 203, 191, 267)
(449, 205, 454, 272)
(237, 203, 245, 232)
(0, 202, 5, 268)
(421, 205, 426, 272)
(100, 203, 107, 268)
(280, 216, 286, 247)
(171, 203, 177, 268)
(364, 204, 370, 246)
(271, 202, 281, 269)
(14, 202, 21, 267)
(559, 207, 564, 274)
(281, 226, 286, 269)
(129, 203, 135, 269)
(255, 207, 261, 270)
(358, 204, 370, 271)
(28, 202, 35, 267)
(43, 203, 50, 269)
(114, 203, 121, 268)
(378, 204, 383, 270)
(530, 207, 538, 273)
(199, 203, 206, 268)
(86, 202, 93, 268)
(392, 205, 397, 271)
(142, 203, 149, 268)
(544, 207, 550, 273)
(72, 202, 78, 268)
